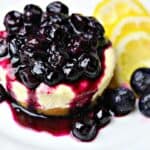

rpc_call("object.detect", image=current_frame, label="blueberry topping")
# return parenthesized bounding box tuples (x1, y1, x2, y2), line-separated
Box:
(8, 37, 24, 56)
(46, 1, 69, 15)
(0, 84, 8, 102)
(4, 11, 23, 34)
(41, 13, 65, 27)
(48, 48, 65, 69)
(44, 70, 64, 86)
(72, 118, 98, 141)
(78, 53, 101, 79)
(70, 14, 88, 33)
(11, 55, 20, 67)
(103, 88, 136, 116)
(130, 68, 150, 96)
(27, 36, 40, 46)
(40, 24, 60, 40)
(2, 2, 106, 88)
(53, 25, 70, 45)
(17, 67, 40, 89)
(24, 4, 43, 25)
(19, 45, 35, 64)
(87, 17, 104, 37)
(31, 60, 46, 79)
(63, 60, 82, 81)
(0, 39, 8, 57)
(67, 36, 88, 56)
(139, 94, 150, 117)
(18, 27, 27, 36)
(95, 109, 111, 128)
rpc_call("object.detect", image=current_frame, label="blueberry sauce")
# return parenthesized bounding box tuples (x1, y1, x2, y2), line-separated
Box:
(8, 102, 73, 136)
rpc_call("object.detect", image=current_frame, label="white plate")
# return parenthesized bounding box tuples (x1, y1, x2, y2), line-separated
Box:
(0, 0, 150, 150)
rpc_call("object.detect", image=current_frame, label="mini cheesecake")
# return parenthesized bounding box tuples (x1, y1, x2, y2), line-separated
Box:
(0, 2, 115, 116)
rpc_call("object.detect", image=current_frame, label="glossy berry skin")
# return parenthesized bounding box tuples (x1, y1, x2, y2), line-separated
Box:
(95, 109, 111, 128)
(8, 37, 25, 57)
(41, 13, 65, 27)
(70, 14, 88, 33)
(130, 68, 150, 96)
(87, 17, 104, 37)
(47, 45, 65, 69)
(17, 67, 40, 89)
(11, 55, 20, 67)
(4, 11, 23, 34)
(139, 94, 150, 117)
(103, 87, 136, 116)
(78, 53, 101, 79)
(31, 60, 46, 79)
(44, 70, 64, 86)
(19, 45, 35, 64)
(72, 118, 98, 141)
(67, 36, 88, 56)
(0, 84, 7, 102)
(24, 4, 43, 29)
(0, 39, 8, 57)
(63, 60, 82, 82)
(46, 1, 69, 15)
(40, 24, 60, 40)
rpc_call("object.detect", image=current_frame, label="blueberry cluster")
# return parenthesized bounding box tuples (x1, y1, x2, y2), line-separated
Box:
(3, 1, 107, 89)
(131, 68, 150, 117)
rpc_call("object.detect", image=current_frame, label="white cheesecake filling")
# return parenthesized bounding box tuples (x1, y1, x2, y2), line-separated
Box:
(0, 46, 115, 113)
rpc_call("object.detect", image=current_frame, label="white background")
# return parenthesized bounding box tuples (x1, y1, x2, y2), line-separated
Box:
(0, 0, 150, 150)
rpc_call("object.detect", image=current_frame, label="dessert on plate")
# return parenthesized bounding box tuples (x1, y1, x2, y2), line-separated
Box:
(0, 1, 145, 142)
(0, 1, 115, 116)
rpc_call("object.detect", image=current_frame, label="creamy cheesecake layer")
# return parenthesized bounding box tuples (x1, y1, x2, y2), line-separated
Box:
(0, 46, 115, 116)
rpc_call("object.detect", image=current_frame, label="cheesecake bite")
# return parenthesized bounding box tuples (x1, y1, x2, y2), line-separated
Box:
(0, 1, 115, 116)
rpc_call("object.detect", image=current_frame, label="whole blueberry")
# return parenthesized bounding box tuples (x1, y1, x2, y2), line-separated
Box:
(17, 67, 40, 89)
(46, 1, 69, 15)
(130, 68, 150, 96)
(69, 14, 88, 33)
(72, 118, 98, 141)
(78, 53, 101, 79)
(24, 4, 43, 29)
(4, 11, 23, 34)
(139, 94, 150, 117)
(103, 87, 136, 116)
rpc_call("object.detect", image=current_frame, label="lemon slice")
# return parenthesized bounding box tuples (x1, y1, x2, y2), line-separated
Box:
(111, 16, 150, 45)
(115, 32, 150, 86)
(93, 0, 148, 37)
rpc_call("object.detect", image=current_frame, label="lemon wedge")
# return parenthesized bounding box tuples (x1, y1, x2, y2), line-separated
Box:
(111, 16, 150, 45)
(93, 0, 148, 37)
(114, 32, 150, 86)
